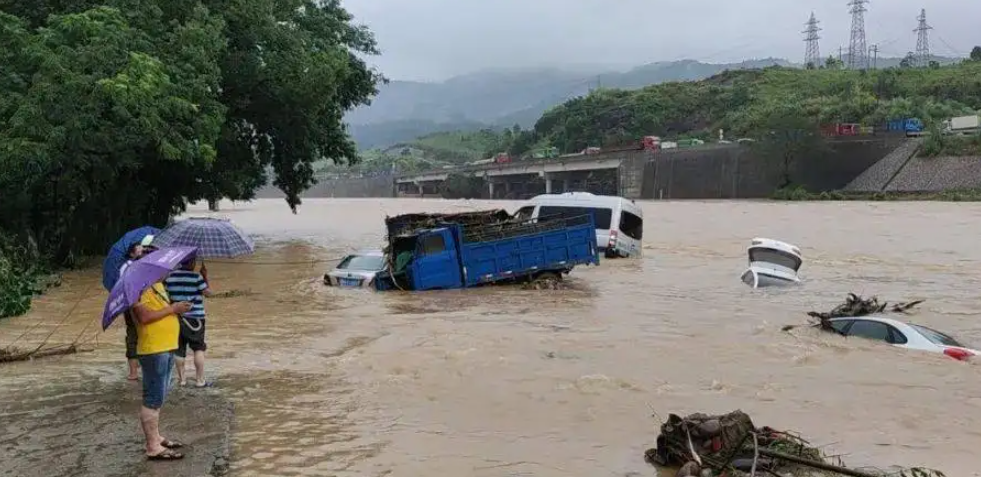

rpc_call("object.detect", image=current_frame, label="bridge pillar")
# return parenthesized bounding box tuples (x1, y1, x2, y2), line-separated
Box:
(543, 172, 555, 194)
(488, 181, 495, 199)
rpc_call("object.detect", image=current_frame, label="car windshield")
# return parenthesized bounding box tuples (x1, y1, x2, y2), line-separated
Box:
(337, 254, 385, 271)
(909, 324, 963, 347)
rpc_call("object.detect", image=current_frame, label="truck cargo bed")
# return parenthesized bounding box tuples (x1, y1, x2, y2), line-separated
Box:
(460, 216, 598, 286)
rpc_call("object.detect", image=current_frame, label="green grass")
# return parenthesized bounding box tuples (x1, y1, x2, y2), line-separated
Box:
(411, 130, 498, 156)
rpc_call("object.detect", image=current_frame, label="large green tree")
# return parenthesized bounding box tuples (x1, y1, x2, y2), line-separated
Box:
(971, 46, 981, 62)
(0, 0, 381, 262)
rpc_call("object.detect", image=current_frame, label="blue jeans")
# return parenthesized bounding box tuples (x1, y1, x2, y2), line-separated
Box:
(138, 351, 174, 409)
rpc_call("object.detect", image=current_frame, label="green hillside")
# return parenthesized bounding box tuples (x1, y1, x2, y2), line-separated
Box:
(406, 129, 506, 161)
(531, 61, 981, 154)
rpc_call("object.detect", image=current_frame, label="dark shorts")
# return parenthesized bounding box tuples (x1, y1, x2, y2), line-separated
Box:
(138, 351, 174, 409)
(124, 312, 138, 359)
(175, 318, 207, 359)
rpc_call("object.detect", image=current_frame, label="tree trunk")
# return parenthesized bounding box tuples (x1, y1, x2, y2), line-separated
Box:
(208, 199, 219, 212)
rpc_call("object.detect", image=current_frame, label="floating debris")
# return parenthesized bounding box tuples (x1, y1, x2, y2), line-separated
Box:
(644, 410, 945, 476)
(783, 294, 925, 333)
(209, 289, 254, 299)
(0, 344, 91, 364)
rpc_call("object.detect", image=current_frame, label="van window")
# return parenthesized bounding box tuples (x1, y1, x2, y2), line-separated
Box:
(514, 206, 535, 220)
(619, 211, 643, 240)
(539, 206, 612, 229)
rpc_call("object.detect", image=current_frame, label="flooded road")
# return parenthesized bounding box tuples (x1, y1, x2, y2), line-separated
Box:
(2, 198, 981, 476)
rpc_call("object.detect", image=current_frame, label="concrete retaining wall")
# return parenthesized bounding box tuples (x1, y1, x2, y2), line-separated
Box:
(640, 138, 904, 199)
(617, 150, 650, 198)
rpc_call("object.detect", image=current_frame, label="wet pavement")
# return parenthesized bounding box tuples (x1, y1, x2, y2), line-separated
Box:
(1, 377, 231, 477)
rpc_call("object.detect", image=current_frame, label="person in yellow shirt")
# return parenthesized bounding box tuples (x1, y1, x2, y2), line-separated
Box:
(130, 281, 192, 460)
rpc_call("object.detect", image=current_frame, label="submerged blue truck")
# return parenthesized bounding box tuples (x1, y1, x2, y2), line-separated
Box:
(373, 209, 599, 291)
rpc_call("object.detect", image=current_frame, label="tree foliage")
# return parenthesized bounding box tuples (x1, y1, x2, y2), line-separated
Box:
(970, 46, 981, 62)
(527, 63, 981, 154)
(0, 0, 381, 265)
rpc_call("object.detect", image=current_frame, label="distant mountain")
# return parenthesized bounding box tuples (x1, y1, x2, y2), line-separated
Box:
(346, 56, 960, 148)
(348, 119, 487, 150)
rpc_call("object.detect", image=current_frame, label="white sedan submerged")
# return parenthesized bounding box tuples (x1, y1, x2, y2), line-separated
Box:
(826, 316, 979, 361)
(323, 250, 386, 288)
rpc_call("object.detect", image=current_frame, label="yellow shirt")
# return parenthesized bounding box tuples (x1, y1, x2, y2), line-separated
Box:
(134, 282, 180, 356)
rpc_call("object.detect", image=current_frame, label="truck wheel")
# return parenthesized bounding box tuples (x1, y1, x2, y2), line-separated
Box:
(529, 272, 561, 290)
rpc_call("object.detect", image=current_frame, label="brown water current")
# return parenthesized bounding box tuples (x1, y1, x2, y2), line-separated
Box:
(2, 199, 981, 476)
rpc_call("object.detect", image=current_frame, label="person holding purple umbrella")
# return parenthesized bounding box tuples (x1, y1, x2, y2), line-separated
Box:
(120, 235, 154, 380)
(131, 278, 192, 460)
(103, 246, 199, 460)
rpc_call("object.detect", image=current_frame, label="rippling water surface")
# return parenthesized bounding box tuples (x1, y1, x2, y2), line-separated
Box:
(2, 199, 981, 476)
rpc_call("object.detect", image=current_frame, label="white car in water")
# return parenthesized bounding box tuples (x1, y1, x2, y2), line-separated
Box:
(826, 316, 980, 361)
(323, 250, 386, 288)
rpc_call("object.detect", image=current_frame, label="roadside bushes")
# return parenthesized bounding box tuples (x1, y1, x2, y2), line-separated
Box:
(921, 129, 981, 157)
(0, 234, 47, 319)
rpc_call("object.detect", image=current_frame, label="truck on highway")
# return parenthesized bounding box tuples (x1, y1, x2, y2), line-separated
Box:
(373, 209, 600, 291)
(944, 115, 980, 134)
(886, 118, 925, 136)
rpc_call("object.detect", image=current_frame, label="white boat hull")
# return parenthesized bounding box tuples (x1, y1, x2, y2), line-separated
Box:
(740, 267, 800, 289)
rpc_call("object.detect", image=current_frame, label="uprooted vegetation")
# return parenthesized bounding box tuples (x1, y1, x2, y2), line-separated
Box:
(785, 293, 925, 334)
(644, 410, 945, 476)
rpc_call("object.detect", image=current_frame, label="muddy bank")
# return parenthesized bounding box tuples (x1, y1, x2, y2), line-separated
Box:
(0, 382, 232, 477)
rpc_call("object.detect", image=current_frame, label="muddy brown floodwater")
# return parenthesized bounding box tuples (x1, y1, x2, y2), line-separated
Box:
(2, 199, 981, 477)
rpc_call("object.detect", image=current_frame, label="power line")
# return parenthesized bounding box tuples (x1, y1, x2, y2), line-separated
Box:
(914, 8, 932, 67)
(934, 34, 964, 57)
(847, 0, 870, 70)
(802, 12, 822, 67)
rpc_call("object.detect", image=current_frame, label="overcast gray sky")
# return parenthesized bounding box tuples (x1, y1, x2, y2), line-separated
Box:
(344, 0, 979, 81)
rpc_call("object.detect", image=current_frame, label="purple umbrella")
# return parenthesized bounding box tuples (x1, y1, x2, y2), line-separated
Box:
(102, 246, 198, 330)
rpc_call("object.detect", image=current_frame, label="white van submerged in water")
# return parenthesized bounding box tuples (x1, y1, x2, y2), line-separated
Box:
(514, 192, 643, 257)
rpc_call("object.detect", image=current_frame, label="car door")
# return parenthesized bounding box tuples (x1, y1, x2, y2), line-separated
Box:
(410, 230, 463, 290)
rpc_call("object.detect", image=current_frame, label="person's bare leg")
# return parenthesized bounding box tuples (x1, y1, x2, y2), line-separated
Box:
(127, 359, 139, 380)
(140, 406, 166, 455)
(175, 358, 187, 386)
(193, 350, 205, 386)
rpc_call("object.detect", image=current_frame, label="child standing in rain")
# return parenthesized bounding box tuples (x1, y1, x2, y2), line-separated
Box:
(164, 257, 213, 387)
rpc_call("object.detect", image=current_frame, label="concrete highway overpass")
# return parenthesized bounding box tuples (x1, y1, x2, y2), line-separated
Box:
(395, 151, 647, 198)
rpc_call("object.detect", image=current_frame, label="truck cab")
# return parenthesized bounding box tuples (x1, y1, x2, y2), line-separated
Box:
(381, 226, 465, 291)
(408, 228, 464, 290)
